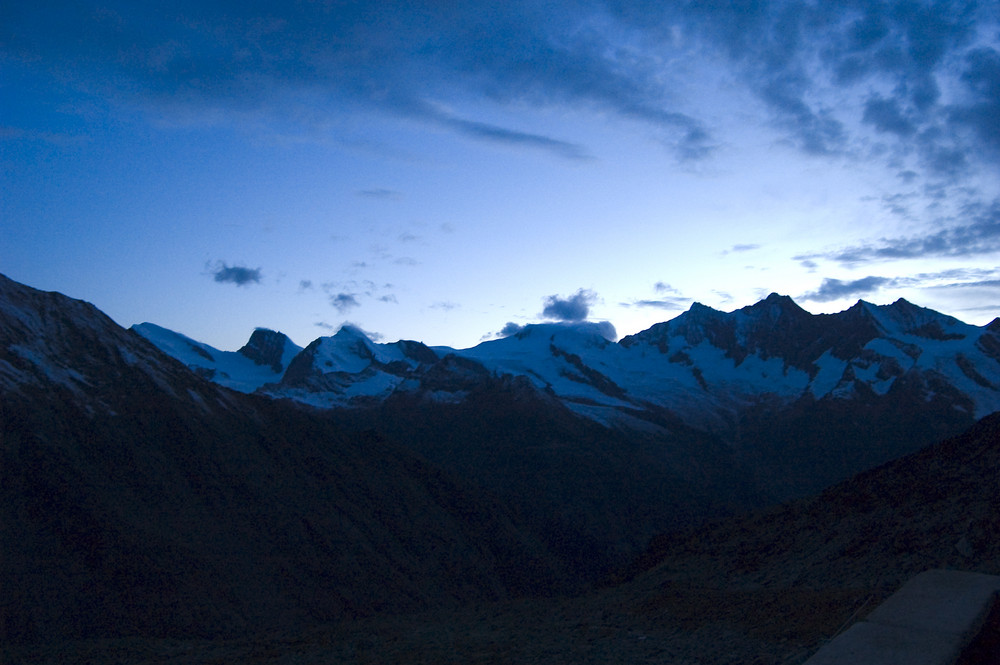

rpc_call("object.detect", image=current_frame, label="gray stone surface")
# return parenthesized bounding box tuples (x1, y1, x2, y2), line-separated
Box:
(803, 621, 965, 665)
(867, 569, 1000, 640)
(803, 570, 1000, 665)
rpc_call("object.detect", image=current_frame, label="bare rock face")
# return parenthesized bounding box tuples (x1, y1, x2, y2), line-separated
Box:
(238, 328, 295, 372)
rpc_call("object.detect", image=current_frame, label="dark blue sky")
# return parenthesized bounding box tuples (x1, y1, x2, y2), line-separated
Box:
(3, 0, 998, 348)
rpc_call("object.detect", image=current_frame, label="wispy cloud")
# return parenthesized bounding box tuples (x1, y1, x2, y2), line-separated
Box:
(628, 298, 690, 310)
(803, 198, 1000, 266)
(6, 0, 997, 225)
(429, 301, 459, 311)
(357, 188, 402, 200)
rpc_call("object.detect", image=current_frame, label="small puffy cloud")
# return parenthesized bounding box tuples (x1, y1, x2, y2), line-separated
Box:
(330, 293, 360, 313)
(541, 289, 596, 322)
(801, 276, 892, 302)
(481, 321, 526, 341)
(499, 322, 525, 337)
(210, 262, 262, 286)
(654, 281, 681, 294)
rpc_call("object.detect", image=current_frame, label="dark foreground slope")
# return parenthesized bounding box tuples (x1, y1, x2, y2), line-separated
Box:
(336, 388, 763, 581)
(10, 412, 998, 665)
(0, 275, 560, 643)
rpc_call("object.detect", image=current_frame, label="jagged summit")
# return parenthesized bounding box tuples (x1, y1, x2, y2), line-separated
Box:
(11, 272, 976, 434)
(133, 321, 301, 392)
(238, 328, 297, 372)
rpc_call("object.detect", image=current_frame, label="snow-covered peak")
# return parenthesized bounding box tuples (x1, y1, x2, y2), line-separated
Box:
(132, 322, 294, 393)
(300, 324, 433, 375)
(864, 299, 969, 340)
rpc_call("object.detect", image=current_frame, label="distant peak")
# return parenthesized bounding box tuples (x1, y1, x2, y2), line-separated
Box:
(332, 324, 376, 343)
(238, 328, 297, 372)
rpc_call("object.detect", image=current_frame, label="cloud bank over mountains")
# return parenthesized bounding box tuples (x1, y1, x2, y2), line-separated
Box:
(8, 1, 996, 174)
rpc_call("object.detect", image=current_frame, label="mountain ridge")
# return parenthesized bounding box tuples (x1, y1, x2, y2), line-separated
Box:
(134, 290, 1000, 432)
(131, 286, 1000, 503)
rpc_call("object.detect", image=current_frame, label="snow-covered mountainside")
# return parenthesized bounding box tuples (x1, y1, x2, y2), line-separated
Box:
(0, 274, 234, 413)
(133, 323, 301, 393)
(149, 292, 1000, 434)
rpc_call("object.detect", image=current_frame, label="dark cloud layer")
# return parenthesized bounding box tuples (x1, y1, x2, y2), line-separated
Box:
(801, 276, 892, 302)
(10, 0, 993, 173)
(801, 198, 1000, 266)
(541, 289, 597, 321)
(210, 262, 262, 286)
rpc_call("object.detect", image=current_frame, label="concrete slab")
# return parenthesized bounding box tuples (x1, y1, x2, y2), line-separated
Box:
(867, 570, 1000, 641)
(803, 570, 1000, 665)
(802, 621, 964, 665)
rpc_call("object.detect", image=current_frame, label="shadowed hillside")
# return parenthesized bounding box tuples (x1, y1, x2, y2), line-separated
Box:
(0, 275, 563, 643)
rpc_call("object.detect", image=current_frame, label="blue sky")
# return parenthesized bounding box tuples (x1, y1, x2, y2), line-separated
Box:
(3, 0, 999, 350)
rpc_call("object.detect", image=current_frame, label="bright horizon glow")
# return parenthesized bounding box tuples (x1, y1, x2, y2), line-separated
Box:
(3, 1, 999, 350)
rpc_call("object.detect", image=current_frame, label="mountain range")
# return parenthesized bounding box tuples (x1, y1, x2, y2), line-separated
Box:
(135, 290, 1000, 503)
(3, 270, 1000, 657)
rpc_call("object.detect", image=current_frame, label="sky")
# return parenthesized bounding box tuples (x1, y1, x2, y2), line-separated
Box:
(2, 0, 999, 351)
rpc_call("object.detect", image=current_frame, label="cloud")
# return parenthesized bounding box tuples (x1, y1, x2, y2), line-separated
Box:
(330, 293, 360, 313)
(862, 95, 917, 137)
(628, 298, 690, 310)
(357, 188, 401, 200)
(541, 289, 597, 321)
(591, 320, 618, 341)
(429, 301, 459, 310)
(432, 110, 590, 160)
(654, 281, 681, 294)
(6, 0, 997, 175)
(800, 276, 892, 302)
(950, 47, 1000, 158)
(721, 243, 762, 256)
(339, 322, 383, 342)
(209, 262, 262, 286)
(827, 198, 1000, 264)
(499, 322, 525, 337)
